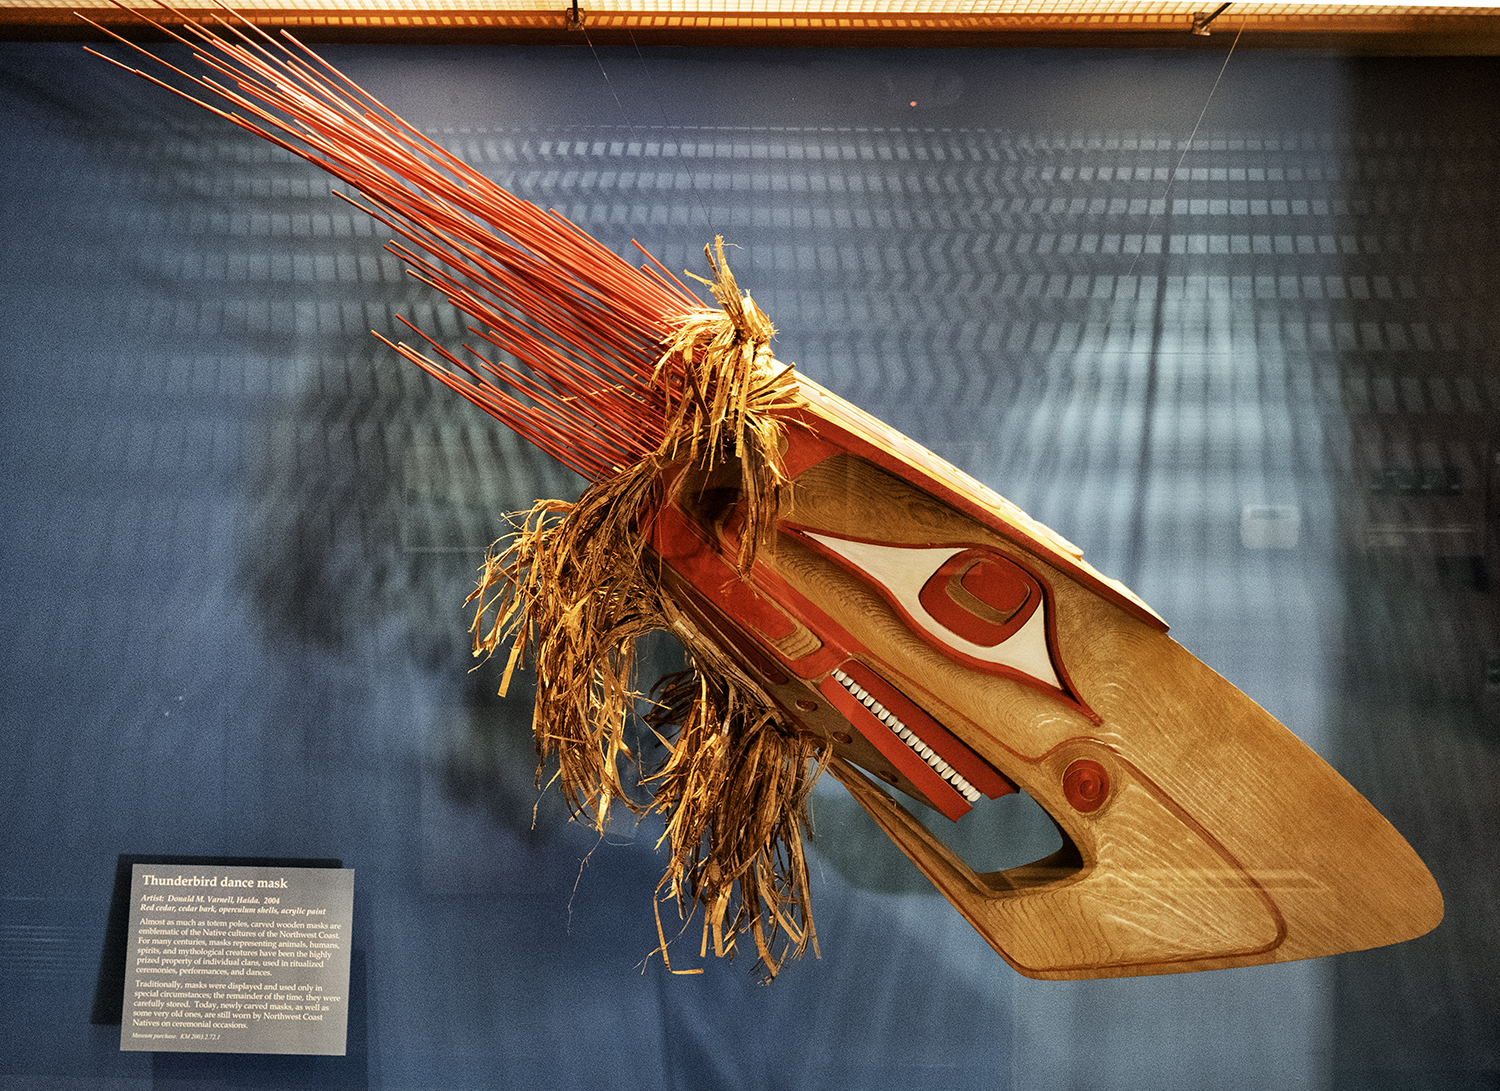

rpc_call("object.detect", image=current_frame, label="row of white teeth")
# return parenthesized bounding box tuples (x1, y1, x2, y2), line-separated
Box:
(831, 668, 983, 803)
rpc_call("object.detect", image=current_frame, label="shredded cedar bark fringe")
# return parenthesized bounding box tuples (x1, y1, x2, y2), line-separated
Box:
(467, 240, 825, 980)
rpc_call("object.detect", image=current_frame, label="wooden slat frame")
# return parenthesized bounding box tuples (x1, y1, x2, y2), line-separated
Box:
(9, 4, 1500, 51)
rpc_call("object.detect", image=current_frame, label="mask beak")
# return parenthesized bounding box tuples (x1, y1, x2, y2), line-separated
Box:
(649, 370, 1442, 980)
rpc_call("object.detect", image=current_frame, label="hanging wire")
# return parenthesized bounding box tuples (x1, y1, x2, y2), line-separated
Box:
(1126, 17, 1247, 282)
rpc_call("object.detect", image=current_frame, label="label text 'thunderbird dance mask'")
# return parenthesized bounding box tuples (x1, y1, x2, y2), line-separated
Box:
(90, 6, 1441, 981)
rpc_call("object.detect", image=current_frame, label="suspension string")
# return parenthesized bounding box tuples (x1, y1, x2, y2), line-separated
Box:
(623, 28, 716, 232)
(580, 21, 634, 141)
(576, 21, 717, 237)
(1126, 18, 1246, 282)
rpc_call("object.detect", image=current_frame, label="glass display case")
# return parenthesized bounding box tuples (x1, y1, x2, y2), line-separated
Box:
(0, 37, 1495, 1090)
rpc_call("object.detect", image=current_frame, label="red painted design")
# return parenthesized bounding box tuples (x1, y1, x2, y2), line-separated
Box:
(1063, 759, 1110, 814)
(647, 501, 854, 680)
(918, 548, 1041, 648)
(779, 405, 1168, 634)
(816, 673, 976, 821)
(784, 524, 1098, 722)
(837, 661, 1015, 801)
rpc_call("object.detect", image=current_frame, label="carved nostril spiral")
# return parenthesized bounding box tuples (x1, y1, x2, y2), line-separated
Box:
(1063, 759, 1110, 813)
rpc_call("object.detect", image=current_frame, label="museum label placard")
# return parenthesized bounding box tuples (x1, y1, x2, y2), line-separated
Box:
(120, 864, 354, 1055)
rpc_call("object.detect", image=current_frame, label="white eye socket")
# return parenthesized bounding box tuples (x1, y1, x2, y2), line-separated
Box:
(799, 532, 1064, 694)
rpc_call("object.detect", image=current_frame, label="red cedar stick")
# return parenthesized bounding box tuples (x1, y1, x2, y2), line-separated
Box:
(94, 2, 726, 484)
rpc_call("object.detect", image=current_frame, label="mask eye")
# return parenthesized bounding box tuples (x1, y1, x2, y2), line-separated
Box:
(796, 532, 1066, 698)
(918, 548, 1041, 648)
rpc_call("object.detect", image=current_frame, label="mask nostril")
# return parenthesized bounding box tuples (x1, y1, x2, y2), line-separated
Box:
(1063, 759, 1111, 814)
